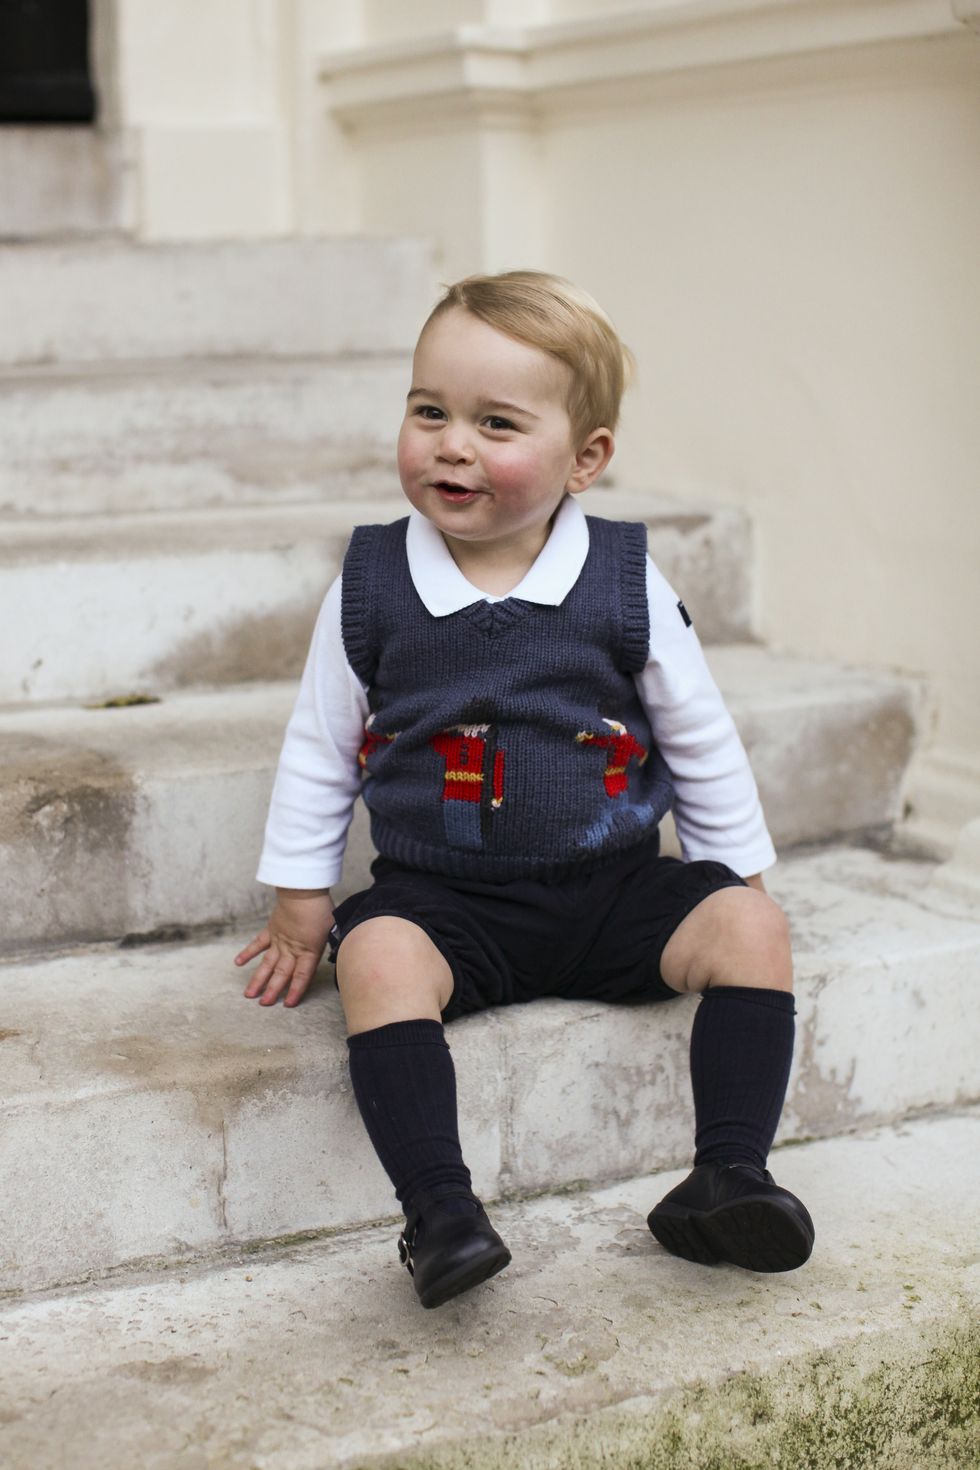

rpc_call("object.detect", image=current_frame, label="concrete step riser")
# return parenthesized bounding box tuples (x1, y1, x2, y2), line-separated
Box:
(0, 665, 918, 953)
(0, 357, 410, 518)
(0, 501, 754, 704)
(0, 239, 434, 365)
(2, 849, 977, 1294)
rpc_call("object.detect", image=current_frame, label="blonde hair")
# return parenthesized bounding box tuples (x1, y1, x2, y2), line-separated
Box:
(423, 270, 633, 445)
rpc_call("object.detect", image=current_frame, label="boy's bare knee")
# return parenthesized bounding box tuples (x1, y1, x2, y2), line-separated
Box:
(336, 916, 454, 1035)
(662, 886, 793, 994)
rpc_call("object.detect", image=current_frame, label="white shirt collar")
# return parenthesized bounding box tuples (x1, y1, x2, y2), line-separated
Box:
(404, 494, 590, 617)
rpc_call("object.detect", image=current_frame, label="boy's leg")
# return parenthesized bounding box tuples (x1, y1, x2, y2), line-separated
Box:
(337, 915, 511, 1307)
(649, 886, 814, 1271)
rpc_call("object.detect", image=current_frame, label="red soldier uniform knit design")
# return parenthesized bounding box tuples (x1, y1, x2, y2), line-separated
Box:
(576, 723, 648, 797)
(431, 729, 505, 807)
(358, 716, 396, 769)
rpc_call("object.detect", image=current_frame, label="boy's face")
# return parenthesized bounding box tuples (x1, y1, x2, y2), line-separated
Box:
(397, 308, 612, 564)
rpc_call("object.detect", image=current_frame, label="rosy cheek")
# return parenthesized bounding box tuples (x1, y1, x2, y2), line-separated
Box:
(483, 446, 541, 496)
(396, 426, 422, 482)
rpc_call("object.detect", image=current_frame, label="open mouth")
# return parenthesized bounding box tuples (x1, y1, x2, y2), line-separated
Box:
(432, 481, 482, 502)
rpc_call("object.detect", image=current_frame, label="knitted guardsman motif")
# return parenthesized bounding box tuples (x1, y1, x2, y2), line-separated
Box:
(430, 724, 506, 851)
(576, 718, 653, 847)
(358, 712, 397, 770)
(341, 515, 674, 880)
(576, 719, 648, 795)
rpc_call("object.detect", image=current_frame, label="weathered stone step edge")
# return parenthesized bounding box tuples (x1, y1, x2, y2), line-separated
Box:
(0, 349, 414, 385)
(0, 490, 746, 562)
(0, 656, 920, 951)
(0, 353, 412, 517)
(0, 354, 410, 510)
(2, 846, 977, 1295)
(1, 1115, 977, 1470)
(0, 495, 755, 703)
(0, 236, 436, 365)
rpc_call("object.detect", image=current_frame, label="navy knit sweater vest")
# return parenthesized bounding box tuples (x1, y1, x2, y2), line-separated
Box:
(341, 515, 674, 881)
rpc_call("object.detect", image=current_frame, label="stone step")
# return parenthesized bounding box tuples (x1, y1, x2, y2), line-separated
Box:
(0, 494, 754, 704)
(0, 237, 434, 366)
(0, 656, 919, 953)
(1, 1116, 977, 1470)
(0, 354, 411, 518)
(2, 845, 976, 1297)
(0, 129, 128, 238)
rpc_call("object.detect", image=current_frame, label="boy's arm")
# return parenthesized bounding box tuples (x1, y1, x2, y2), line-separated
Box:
(256, 576, 366, 890)
(237, 577, 367, 1004)
(636, 555, 777, 879)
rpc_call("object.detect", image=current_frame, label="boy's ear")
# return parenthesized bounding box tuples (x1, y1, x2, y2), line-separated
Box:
(567, 428, 615, 494)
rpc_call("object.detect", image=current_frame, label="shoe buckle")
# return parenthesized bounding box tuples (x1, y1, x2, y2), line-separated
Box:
(397, 1231, 415, 1276)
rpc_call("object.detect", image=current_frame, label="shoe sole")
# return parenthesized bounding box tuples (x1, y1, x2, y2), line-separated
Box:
(647, 1195, 814, 1273)
(417, 1243, 513, 1309)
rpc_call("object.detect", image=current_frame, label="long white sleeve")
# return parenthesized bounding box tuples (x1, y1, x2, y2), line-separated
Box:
(636, 556, 777, 877)
(256, 577, 367, 888)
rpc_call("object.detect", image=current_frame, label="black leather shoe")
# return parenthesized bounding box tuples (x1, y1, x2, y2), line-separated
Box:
(647, 1163, 814, 1273)
(397, 1187, 512, 1309)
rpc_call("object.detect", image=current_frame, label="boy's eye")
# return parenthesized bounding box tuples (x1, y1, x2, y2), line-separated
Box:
(414, 405, 445, 421)
(484, 415, 515, 432)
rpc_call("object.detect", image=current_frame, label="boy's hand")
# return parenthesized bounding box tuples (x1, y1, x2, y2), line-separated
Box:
(235, 889, 335, 1008)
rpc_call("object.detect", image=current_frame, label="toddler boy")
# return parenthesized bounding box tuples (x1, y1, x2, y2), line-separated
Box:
(235, 271, 814, 1309)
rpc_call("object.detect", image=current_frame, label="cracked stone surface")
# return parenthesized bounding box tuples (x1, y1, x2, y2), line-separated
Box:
(1, 1113, 977, 1469)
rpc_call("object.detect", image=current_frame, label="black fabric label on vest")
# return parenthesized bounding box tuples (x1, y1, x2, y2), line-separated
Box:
(677, 600, 693, 628)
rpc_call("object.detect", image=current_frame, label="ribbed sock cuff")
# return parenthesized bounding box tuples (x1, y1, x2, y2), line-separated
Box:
(346, 1019, 446, 1050)
(701, 984, 796, 1014)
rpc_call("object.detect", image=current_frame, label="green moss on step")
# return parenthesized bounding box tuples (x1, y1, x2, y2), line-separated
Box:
(357, 1319, 979, 1470)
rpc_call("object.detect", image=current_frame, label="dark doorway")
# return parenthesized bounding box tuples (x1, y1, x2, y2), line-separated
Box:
(0, 0, 96, 123)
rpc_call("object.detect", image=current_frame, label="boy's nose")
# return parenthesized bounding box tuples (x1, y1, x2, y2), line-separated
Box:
(436, 425, 476, 464)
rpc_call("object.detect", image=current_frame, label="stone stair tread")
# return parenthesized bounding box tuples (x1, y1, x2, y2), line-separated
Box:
(0, 492, 756, 702)
(0, 353, 409, 518)
(4, 844, 975, 1109)
(0, 489, 743, 558)
(2, 845, 977, 1295)
(0, 646, 914, 772)
(0, 236, 435, 365)
(0, 127, 126, 239)
(1, 1111, 977, 1470)
(0, 348, 411, 384)
(0, 655, 921, 955)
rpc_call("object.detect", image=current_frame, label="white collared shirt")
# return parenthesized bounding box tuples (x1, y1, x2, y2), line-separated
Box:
(256, 496, 776, 887)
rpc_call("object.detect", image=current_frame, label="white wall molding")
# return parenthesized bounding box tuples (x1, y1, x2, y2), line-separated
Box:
(321, 1, 974, 129)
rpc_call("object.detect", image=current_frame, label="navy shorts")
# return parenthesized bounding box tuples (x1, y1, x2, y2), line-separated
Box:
(328, 839, 746, 1023)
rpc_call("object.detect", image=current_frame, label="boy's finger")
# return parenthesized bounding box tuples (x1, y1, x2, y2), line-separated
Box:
(243, 947, 280, 997)
(235, 931, 270, 966)
(283, 957, 318, 1008)
(258, 956, 297, 1006)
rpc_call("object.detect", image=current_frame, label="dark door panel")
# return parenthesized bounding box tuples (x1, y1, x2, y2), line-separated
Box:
(0, 0, 96, 123)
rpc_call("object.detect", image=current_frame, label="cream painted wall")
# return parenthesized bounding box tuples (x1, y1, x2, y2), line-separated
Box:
(540, 38, 980, 764)
(104, 0, 366, 238)
(108, 0, 290, 236)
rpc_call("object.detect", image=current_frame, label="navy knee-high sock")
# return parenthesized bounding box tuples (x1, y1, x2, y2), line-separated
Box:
(347, 1019, 477, 1216)
(689, 985, 796, 1172)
